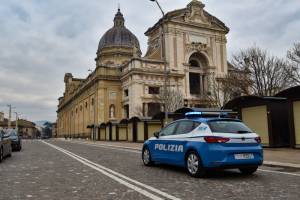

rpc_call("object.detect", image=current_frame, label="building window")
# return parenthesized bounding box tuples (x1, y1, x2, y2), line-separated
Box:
(76, 108, 78, 114)
(189, 59, 200, 67)
(148, 103, 161, 117)
(109, 105, 115, 119)
(80, 105, 82, 111)
(149, 87, 160, 95)
(85, 102, 88, 108)
(189, 52, 207, 68)
(91, 98, 94, 106)
(124, 89, 129, 97)
(189, 73, 201, 95)
(124, 105, 129, 119)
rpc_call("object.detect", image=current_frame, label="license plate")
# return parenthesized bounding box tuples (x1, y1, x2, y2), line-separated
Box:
(234, 153, 254, 160)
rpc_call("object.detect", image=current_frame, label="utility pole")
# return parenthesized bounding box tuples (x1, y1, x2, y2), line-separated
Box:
(150, 0, 168, 125)
(14, 112, 19, 133)
(7, 105, 12, 128)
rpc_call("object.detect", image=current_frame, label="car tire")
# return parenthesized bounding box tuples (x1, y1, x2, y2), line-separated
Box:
(239, 166, 258, 175)
(142, 146, 153, 166)
(0, 147, 3, 163)
(186, 151, 207, 178)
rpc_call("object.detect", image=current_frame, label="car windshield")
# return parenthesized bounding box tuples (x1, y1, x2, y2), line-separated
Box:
(208, 120, 253, 134)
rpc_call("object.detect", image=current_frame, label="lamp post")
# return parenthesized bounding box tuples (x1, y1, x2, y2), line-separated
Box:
(150, 0, 168, 125)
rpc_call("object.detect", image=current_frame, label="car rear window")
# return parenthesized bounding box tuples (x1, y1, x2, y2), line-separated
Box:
(208, 120, 252, 134)
(6, 130, 17, 136)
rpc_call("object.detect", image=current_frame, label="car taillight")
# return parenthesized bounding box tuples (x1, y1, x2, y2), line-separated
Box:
(255, 137, 261, 144)
(204, 136, 230, 143)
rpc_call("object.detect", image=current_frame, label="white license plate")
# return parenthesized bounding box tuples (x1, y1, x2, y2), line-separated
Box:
(234, 153, 254, 160)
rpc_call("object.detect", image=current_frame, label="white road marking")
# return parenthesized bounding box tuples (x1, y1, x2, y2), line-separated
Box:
(61, 140, 300, 177)
(67, 140, 140, 154)
(42, 141, 181, 200)
(258, 169, 300, 177)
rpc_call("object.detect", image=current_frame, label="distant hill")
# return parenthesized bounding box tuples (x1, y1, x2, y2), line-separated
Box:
(35, 120, 52, 127)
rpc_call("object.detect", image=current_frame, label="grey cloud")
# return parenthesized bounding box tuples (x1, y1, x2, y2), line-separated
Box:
(0, 0, 299, 122)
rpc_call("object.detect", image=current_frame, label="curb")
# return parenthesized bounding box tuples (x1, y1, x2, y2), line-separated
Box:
(263, 161, 300, 169)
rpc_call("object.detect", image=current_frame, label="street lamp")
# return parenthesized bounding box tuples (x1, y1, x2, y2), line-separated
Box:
(150, 0, 168, 125)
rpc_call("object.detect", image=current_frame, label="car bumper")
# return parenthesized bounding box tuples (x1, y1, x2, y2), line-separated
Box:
(197, 143, 263, 169)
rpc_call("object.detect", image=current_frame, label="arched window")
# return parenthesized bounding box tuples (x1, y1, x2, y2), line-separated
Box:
(188, 52, 208, 68)
(189, 59, 200, 67)
(109, 105, 115, 119)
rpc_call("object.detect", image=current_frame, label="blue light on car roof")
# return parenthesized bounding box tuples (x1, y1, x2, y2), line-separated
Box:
(185, 112, 203, 117)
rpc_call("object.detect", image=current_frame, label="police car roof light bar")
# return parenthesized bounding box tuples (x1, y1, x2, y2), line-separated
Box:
(185, 110, 238, 119)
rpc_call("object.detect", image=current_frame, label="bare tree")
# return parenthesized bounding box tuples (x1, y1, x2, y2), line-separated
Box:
(154, 88, 184, 113)
(287, 43, 300, 84)
(206, 68, 252, 107)
(232, 46, 294, 96)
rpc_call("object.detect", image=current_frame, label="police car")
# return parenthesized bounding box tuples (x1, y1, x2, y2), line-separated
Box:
(142, 111, 263, 177)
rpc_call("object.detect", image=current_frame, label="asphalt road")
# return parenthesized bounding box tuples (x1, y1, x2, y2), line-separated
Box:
(0, 140, 300, 200)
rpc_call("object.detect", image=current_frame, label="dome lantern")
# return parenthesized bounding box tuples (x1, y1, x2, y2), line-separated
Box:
(114, 8, 125, 27)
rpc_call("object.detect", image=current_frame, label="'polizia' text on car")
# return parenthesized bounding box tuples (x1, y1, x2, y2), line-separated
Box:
(142, 111, 263, 178)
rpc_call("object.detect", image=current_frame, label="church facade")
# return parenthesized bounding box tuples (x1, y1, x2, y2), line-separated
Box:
(57, 0, 229, 137)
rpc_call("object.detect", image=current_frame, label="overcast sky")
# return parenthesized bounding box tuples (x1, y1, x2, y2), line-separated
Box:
(0, 0, 299, 122)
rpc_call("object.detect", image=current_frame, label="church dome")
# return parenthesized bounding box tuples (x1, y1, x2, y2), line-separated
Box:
(97, 9, 141, 54)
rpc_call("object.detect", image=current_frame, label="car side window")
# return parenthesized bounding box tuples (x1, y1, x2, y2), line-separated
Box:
(193, 122, 201, 129)
(175, 120, 195, 135)
(160, 122, 178, 136)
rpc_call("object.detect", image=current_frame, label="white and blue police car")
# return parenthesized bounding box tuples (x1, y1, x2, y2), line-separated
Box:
(142, 111, 263, 177)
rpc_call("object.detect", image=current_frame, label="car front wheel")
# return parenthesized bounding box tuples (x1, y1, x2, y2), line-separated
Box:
(186, 151, 207, 178)
(142, 147, 153, 166)
(239, 166, 258, 175)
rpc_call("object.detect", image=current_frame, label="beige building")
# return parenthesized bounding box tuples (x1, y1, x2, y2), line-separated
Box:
(57, 0, 229, 137)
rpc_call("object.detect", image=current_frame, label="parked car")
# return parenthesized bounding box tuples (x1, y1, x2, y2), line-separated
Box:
(4, 129, 22, 151)
(142, 111, 263, 178)
(0, 130, 12, 162)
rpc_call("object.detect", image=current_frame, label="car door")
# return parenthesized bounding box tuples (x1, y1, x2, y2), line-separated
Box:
(3, 131, 10, 156)
(165, 120, 196, 165)
(150, 122, 179, 163)
(0, 131, 8, 156)
(0, 131, 3, 155)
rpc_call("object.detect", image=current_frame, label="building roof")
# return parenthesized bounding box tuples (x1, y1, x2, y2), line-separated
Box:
(97, 9, 141, 54)
(223, 96, 287, 110)
(275, 85, 300, 100)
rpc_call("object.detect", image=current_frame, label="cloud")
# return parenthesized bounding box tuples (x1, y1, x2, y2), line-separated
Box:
(0, 0, 299, 122)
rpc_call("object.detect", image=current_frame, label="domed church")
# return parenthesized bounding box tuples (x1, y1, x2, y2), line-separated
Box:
(57, 0, 230, 137)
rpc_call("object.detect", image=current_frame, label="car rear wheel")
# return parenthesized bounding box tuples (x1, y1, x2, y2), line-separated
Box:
(239, 166, 258, 175)
(0, 147, 3, 163)
(142, 147, 153, 166)
(186, 151, 207, 178)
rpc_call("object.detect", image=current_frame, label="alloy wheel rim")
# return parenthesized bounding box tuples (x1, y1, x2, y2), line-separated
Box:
(143, 149, 150, 164)
(187, 153, 199, 174)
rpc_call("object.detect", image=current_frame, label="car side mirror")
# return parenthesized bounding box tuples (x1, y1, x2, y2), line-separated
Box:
(153, 132, 159, 138)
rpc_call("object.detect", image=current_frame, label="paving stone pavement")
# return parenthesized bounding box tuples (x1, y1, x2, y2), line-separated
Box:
(1, 139, 300, 200)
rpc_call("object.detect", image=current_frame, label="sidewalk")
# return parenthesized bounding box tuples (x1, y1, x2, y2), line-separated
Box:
(68, 139, 300, 169)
